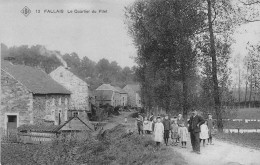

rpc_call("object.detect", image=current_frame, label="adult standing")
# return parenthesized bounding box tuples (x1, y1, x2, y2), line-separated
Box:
(188, 109, 205, 154)
(207, 113, 215, 145)
(163, 115, 171, 146)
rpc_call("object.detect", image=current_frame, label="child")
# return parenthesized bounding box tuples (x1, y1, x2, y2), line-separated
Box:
(207, 114, 215, 145)
(136, 114, 144, 135)
(124, 117, 128, 123)
(170, 119, 179, 146)
(152, 118, 157, 132)
(200, 121, 209, 147)
(178, 122, 188, 148)
(163, 115, 171, 146)
(143, 117, 150, 134)
(154, 117, 164, 150)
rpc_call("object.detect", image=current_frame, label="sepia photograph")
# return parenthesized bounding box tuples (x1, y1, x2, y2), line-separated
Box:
(1, 0, 260, 165)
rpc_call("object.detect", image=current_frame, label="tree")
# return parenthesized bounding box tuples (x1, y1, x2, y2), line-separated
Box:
(125, 0, 206, 118)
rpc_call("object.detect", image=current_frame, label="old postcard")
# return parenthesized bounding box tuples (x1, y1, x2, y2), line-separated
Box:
(1, 0, 260, 165)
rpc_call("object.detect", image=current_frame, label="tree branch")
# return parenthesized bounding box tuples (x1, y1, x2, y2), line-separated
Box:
(239, 0, 260, 5)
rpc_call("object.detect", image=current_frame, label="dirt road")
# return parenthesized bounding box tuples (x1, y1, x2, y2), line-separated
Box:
(171, 138, 260, 165)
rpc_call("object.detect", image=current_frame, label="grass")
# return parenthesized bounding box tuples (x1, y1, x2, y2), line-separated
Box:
(215, 132, 260, 149)
(235, 108, 260, 119)
(1, 124, 186, 165)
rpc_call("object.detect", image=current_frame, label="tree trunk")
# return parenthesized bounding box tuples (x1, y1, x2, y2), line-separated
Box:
(249, 71, 253, 108)
(238, 68, 241, 108)
(244, 64, 248, 107)
(207, 0, 223, 131)
(181, 55, 188, 121)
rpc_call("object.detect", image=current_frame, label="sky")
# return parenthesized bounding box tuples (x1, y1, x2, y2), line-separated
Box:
(0, 0, 260, 70)
(0, 0, 136, 67)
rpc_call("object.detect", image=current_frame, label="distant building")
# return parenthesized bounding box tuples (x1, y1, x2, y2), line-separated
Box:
(1, 62, 71, 133)
(95, 84, 120, 107)
(49, 66, 90, 122)
(123, 84, 142, 108)
(114, 86, 128, 106)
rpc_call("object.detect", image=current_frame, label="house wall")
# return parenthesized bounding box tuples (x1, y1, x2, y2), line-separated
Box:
(120, 93, 128, 106)
(49, 67, 89, 111)
(123, 85, 136, 107)
(1, 70, 33, 130)
(113, 91, 121, 107)
(135, 93, 142, 108)
(33, 94, 70, 125)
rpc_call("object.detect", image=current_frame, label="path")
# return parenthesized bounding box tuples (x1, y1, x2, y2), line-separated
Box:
(171, 138, 260, 165)
(96, 112, 260, 165)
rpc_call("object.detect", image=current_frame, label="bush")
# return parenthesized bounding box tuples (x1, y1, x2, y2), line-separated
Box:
(2, 124, 186, 165)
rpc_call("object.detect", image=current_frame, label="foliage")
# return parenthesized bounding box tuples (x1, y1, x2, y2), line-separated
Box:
(1, 44, 137, 91)
(1, 125, 186, 165)
(125, 0, 206, 117)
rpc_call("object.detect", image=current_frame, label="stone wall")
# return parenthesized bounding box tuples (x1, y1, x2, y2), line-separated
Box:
(123, 85, 136, 107)
(33, 94, 70, 125)
(1, 70, 33, 130)
(113, 91, 121, 107)
(120, 93, 128, 106)
(49, 66, 89, 111)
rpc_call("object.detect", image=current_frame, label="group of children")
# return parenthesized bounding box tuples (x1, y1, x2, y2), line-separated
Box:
(137, 113, 215, 149)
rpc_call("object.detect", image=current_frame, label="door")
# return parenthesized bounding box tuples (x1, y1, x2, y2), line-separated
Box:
(6, 115, 17, 140)
(7, 115, 17, 130)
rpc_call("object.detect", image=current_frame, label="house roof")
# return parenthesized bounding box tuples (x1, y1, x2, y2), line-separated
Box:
(96, 84, 118, 92)
(94, 90, 113, 101)
(1, 62, 71, 94)
(17, 124, 60, 133)
(50, 66, 89, 87)
(114, 86, 127, 94)
(58, 116, 94, 131)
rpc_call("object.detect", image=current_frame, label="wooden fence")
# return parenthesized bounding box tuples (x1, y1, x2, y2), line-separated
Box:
(17, 132, 56, 144)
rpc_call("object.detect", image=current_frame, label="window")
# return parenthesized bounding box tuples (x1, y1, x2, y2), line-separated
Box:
(65, 98, 68, 105)
(8, 115, 17, 122)
(139, 100, 141, 104)
(59, 98, 61, 105)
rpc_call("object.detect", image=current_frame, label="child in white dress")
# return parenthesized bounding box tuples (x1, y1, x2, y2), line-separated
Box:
(200, 121, 209, 147)
(154, 117, 164, 150)
(178, 122, 188, 148)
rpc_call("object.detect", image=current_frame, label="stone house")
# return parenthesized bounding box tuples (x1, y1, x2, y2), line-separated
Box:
(114, 86, 128, 106)
(49, 66, 90, 122)
(95, 84, 120, 107)
(1, 62, 71, 133)
(123, 84, 142, 108)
